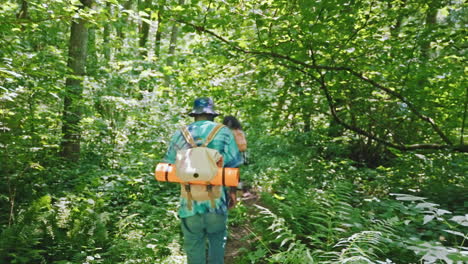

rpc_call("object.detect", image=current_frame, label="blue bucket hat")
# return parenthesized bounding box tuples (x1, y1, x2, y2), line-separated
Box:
(188, 97, 219, 117)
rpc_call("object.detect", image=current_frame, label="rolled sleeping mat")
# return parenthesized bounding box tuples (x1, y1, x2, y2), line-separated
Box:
(155, 163, 239, 187)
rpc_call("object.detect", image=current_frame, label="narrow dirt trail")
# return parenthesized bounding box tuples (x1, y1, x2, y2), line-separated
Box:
(225, 191, 260, 264)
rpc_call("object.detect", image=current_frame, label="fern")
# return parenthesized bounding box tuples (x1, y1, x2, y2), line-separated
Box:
(253, 204, 315, 263)
(315, 229, 400, 264)
(245, 180, 408, 263)
(333, 231, 383, 261)
(0, 195, 52, 264)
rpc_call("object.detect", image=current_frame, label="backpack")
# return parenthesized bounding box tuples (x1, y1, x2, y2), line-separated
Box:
(175, 123, 225, 210)
(232, 129, 247, 152)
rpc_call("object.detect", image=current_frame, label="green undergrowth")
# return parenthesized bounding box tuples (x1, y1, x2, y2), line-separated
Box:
(1, 129, 466, 263)
(0, 153, 183, 264)
(230, 130, 468, 264)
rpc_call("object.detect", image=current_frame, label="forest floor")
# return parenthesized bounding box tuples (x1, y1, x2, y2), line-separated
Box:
(225, 190, 260, 264)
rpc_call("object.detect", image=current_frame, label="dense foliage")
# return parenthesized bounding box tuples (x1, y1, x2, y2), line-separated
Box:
(1, 0, 466, 263)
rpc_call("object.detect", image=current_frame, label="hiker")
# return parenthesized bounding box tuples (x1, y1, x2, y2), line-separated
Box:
(163, 97, 243, 264)
(223, 116, 247, 164)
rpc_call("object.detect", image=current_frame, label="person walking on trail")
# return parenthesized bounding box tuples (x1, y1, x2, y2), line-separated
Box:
(223, 116, 247, 164)
(163, 97, 243, 264)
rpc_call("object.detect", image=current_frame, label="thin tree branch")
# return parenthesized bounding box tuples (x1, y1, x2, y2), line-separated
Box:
(273, 57, 465, 152)
(314, 71, 464, 152)
(313, 65, 404, 149)
(176, 20, 454, 147)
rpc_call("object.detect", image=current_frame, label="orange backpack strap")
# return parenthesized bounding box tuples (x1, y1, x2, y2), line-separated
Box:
(180, 126, 197, 148)
(202, 124, 225, 147)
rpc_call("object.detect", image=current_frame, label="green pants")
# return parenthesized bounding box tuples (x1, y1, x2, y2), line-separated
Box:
(181, 213, 228, 264)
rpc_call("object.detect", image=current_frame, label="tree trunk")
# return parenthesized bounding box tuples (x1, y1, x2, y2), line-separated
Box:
(139, 0, 152, 56)
(389, 0, 406, 38)
(116, 0, 133, 41)
(60, 0, 92, 161)
(163, 0, 184, 87)
(87, 27, 98, 75)
(420, 3, 438, 60)
(166, 0, 184, 66)
(461, 87, 468, 145)
(103, 1, 112, 61)
(16, 0, 29, 19)
(154, 0, 166, 58)
(272, 82, 289, 129)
